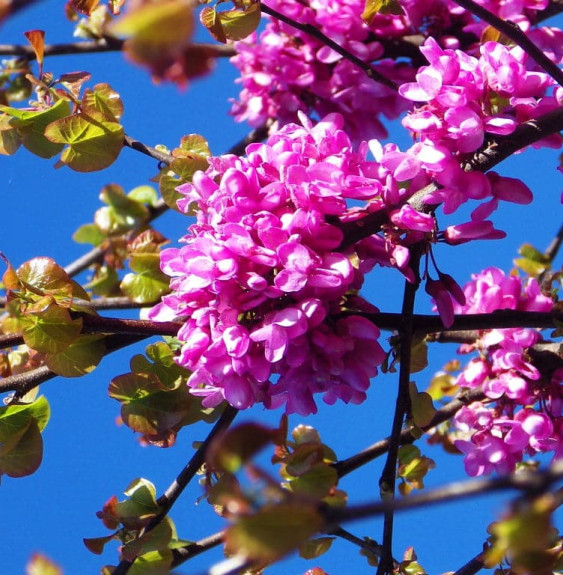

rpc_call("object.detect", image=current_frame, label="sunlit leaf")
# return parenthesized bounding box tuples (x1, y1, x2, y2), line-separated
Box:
(81, 83, 124, 122)
(46, 334, 106, 377)
(121, 253, 170, 303)
(409, 382, 436, 428)
(217, 3, 261, 42)
(289, 464, 338, 498)
(45, 114, 124, 172)
(83, 534, 116, 555)
(24, 30, 45, 69)
(73, 223, 106, 246)
(0, 99, 71, 158)
(127, 549, 174, 575)
(0, 113, 22, 155)
(22, 303, 82, 354)
(362, 0, 403, 24)
(121, 517, 176, 562)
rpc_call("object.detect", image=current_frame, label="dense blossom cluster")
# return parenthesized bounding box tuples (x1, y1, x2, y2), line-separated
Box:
(230, 0, 563, 145)
(151, 115, 398, 415)
(450, 268, 562, 475)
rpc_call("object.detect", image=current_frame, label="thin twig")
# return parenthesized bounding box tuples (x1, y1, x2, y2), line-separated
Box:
(330, 526, 400, 569)
(260, 2, 398, 91)
(376, 251, 421, 575)
(0, 39, 236, 60)
(171, 531, 225, 568)
(453, 552, 486, 575)
(112, 406, 239, 575)
(451, 0, 563, 87)
(543, 222, 563, 263)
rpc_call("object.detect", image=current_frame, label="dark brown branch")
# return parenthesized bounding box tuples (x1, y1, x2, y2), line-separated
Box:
(334, 386, 486, 478)
(544, 222, 563, 263)
(377, 252, 421, 575)
(0, 39, 235, 60)
(451, 0, 563, 87)
(170, 531, 224, 568)
(260, 2, 398, 91)
(537, 0, 563, 22)
(112, 407, 238, 575)
(123, 135, 174, 165)
(327, 459, 563, 524)
(80, 314, 180, 337)
(453, 552, 486, 575)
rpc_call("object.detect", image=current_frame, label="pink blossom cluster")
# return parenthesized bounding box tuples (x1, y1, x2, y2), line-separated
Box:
(400, 38, 562, 155)
(230, 0, 563, 144)
(449, 267, 562, 475)
(230, 0, 414, 142)
(150, 115, 402, 415)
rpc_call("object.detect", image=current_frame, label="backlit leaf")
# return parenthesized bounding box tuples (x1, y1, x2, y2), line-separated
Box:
(24, 30, 45, 69)
(218, 3, 261, 42)
(0, 418, 43, 477)
(22, 304, 82, 354)
(0, 99, 71, 158)
(362, 0, 403, 24)
(81, 83, 124, 122)
(46, 334, 106, 377)
(70, 0, 100, 15)
(409, 382, 436, 428)
(45, 114, 124, 172)
(0, 113, 21, 155)
(127, 549, 174, 575)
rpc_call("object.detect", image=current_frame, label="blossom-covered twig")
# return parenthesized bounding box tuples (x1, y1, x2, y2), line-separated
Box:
(260, 2, 398, 90)
(451, 0, 563, 87)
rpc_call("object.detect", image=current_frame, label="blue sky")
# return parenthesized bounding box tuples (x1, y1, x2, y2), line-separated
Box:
(1, 2, 562, 574)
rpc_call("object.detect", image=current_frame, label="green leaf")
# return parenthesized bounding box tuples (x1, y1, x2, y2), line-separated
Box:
(362, 0, 403, 24)
(122, 517, 176, 562)
(121, 253, 170, 304)
(116, 477, 160, 529)
(22, 304, 82, 354)
(0, 418, 43, 477)
(81, 83, 123, 122)
(218, 3, 261, 42)
(408, 382, 436, 428)
(73, 223, 106, 246)
(44, 114, 124, 172)
(225, 503, 324, 564)
(17, 256, 89, 301)
(0, 99, 71, 158)
(409, 338, 428, 374)
(128, 185, 158, 206)
(95, 184, 149, 235)
(0, 113, 21, 155)
(159, 156, 209, 212)
(127, 549, 174, 575)
(46, 334, 106, 377)
(299, 536, 335, 560)
(0, 396, 50, 442)
(289, 464, 338, 498)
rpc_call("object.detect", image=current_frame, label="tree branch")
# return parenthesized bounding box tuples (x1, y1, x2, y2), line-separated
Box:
(0, 39, 236, 60)
(170, 531, 224, 568)
(377, 251, 421, 575)
(453, 552, 486, 575)
(260, 2, 398, 91)
(451, 0, 563, 87)
(112, 406, 239, 575)
(327, 459, 563, 524)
